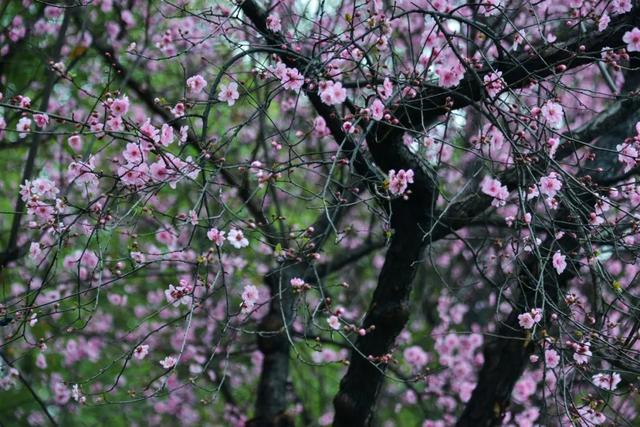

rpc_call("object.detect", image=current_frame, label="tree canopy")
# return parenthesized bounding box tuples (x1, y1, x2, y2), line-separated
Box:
(1, 0, 640, 426)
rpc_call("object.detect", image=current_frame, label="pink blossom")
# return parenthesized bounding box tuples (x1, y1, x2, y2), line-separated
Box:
(370, 98, 385, 121)
(29, 242, 42, 260)
(540, 101, 564, 129)
(290, 277, 305, 290)
(52, 379, 70, 405)
(186, 74, 207, 94)
(598, 14, 610, 32)
(207, 228, 226, 246)
(33, 113, 49, 128)
(266, 13, 282, 32)
(404, 346, 429, 369)
(314, 116, 330, 137)
(577, 407, 606, 425)
(572, 341, 592, 364)
(512, 374, 537, 401)
(272, 62, 287, 80)
(106, 115, 123, 131)
(379, 77, 393, 100)
(122, 143, 145, 163)
(436, 65, 464, 88)
(28, 177, 59, 199)
(172, 102, 186, 118)
(179, 125, 189, 144)
(218, 82, 240, 106)
(319, 81, 347, 106)
(480, 176, 509, 207)
(544, 349, 560, 368)
(483, 71, 505, 98)
(17, 95, 31, 108)
(159, 356, 177, 369)
(546, 137, 560, 158)
(228, 228, 249, 249)
(342, 121, 355, 134)
(592, 372, 621, 391)
(134, 344, 149, 360)
(241, 284, 260, 313)
(539, 172, 562, 199)
(159, 123, 174, 147)
(623, 27, 640, 52)
(150, 161, 170, 182)
(479, 0, 501, 16)
(36, 353, 47, 369)
(617, 142, 638, 172)
(111, 95, 130, 117)
(164, 283, 192, 307)
(518, 308, 542, 329)
(282, 67, 304, 92)
(327, 315, 340, 330)
(612, 0, 632, 15)
(68, 156, 98, 185)
(131, 251, 145, 264)
(140, 118, 160, 143)
(8, 16, 26, 42)
(68, 135, 83, 152)
(156, 226, 177, 246)
(552, 250, 567, 274)
(16, 117, 31, 138)
(435, 52, 465, 88)
(121, 10, 136, 28)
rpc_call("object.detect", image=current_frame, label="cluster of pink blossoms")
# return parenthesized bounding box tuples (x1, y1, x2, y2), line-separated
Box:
(483, 71, 506, 98)
(517, 308, 543, 329)
(112, 109, 196, 189)
(388, 169, 415, 196)
(539, 100, 564, 129)
(19, 177, 61, 222)
(206, 227, 249, 249)
(480, 175, 509, 207)
(592, 372, 622, 391)
(271, 62, 305, 92)
(434, 52, 465, 88)
(403, 345, 429, 370)
(617, 122, 640, 172)
(318, 80, 347, 106)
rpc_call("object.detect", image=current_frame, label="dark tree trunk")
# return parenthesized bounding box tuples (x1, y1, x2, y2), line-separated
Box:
(248, 263, 304, 427)
(333, 181, 437, 426)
